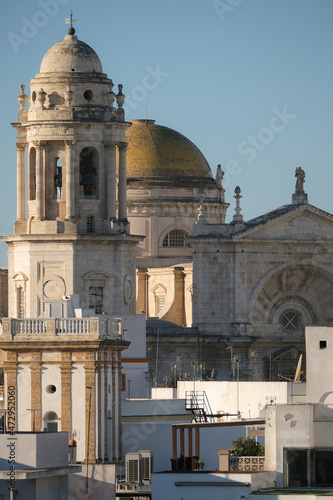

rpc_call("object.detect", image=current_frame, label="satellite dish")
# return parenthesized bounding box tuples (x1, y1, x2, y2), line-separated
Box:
(294, 354, 303, 383)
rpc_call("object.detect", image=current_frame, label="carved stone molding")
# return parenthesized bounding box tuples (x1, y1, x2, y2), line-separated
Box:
(104, 142, 117, 149)
(32, 140, 47, 149)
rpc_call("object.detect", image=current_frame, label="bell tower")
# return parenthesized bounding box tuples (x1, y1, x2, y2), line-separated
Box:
(6, 25, 140, 319)
(0, 24, 143, 466)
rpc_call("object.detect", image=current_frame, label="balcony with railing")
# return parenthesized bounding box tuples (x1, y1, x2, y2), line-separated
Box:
(0, 317, 124, 341)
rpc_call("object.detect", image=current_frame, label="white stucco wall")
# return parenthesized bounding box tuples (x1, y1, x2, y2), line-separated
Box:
(41, 365, 61, 430)
(17, 364, 31, 430)
(152, 471, 253, 500)
(122, 314, 147, 359)
(264, 403, 315, 485)
(176, 381, 294, 418)
(122, 399, 251, 472)
(72, 364, 85, 462)
(121, 314, 149, 399)
(0, 432, 68, 469)
(306, 326, 333, 404)
(122, 363, 149, 399)
(69, 464, 115, 500)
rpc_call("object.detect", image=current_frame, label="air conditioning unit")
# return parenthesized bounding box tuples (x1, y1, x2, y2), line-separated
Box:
(125, 450, 152, 485)
(140, 450, 153, 484)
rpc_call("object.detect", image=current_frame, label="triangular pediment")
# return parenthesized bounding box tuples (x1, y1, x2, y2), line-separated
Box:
(233, 204, 333, 241)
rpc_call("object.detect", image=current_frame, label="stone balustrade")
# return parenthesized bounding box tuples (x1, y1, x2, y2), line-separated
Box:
(0, 317, 123, 340)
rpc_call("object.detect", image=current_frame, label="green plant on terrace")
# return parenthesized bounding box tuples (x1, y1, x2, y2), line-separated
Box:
(231, 437, 265, 457)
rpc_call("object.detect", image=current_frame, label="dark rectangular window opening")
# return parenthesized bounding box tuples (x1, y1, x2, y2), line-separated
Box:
(284, 448, 333, 488)
(320, 340, 327, 349)
(86, 216, 94, 233)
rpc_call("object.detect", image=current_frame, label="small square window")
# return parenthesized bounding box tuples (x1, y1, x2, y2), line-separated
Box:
(320, 340, 327, 349)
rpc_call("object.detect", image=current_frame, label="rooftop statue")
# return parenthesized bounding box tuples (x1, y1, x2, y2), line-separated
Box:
(295, 166, 305, 193)
(215, 164, 224, 188)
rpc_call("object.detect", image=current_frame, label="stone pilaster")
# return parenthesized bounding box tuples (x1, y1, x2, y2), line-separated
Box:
(136, 268, 148, 315)
(30, 352, 42, 432)
(65, 140, 75, 219)
(97, 353, 102, 462)
(105, 143, 117, 219)
(16, 143, 26, 221)
(84, 353, 96, 463)
(118, 142, 127, 220)
(60, 352, 72, 434)
(3, 352, 18, 432)
(117, 350, 122, 460)
(111, 353, 116, 461)
(104, 356, 109, 462)
(34, 141, 45, 220)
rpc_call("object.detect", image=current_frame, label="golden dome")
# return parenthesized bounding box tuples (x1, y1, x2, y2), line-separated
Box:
(126, 120, 215, 187)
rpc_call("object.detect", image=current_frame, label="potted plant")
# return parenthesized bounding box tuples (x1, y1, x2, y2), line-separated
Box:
(195, 459, 205, 471)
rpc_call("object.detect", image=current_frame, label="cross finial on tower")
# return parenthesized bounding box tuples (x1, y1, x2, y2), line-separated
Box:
(65, 11, 77, 35)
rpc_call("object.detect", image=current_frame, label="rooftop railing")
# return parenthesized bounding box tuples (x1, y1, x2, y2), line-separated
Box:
(1, 317, 123, 340)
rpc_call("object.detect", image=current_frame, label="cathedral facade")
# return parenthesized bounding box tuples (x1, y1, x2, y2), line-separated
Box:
(125, 122, 333, 383)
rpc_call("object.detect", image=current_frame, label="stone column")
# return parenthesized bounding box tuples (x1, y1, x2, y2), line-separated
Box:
(105, 143, 117, 219)
(84, 353, 96, 464)
(118, 142, 127, 220)
(117, 351, 122, 460)
(60, 352, 72, 434)
(173, 267, 186, 325)
(136, 269, 148, 315)
(30, 353, 42, 432)
(34, 141, 45, 220)
(4, 352, 18, 432)
(111, 354, 116, 461)
(104, 357, 108, 462)
(65, 140, 75, 219)
(16, 143, 26, 221)
(97, 354, 102, 462)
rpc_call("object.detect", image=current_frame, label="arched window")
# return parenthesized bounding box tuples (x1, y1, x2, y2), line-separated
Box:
(79, 147, 98, 199)
(152, 284, 167, 316)
(29, 148, 36, 200)
(44, 411, 58, 432)
(163, 230, 190, 248)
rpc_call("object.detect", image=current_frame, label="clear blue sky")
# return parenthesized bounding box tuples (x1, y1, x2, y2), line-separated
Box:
(0, 0, 332, 265)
